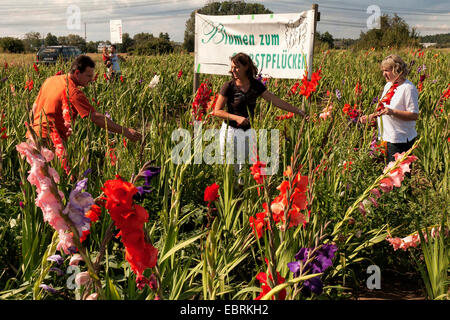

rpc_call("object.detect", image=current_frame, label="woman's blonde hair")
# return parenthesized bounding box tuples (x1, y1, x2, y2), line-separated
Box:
(381, 55, 409, 78)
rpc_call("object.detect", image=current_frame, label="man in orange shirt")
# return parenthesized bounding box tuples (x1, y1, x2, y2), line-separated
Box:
(31, 55, 141, 142)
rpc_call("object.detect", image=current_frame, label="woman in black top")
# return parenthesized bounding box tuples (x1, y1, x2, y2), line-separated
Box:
(214, 52, 306, 128)
(213, 52, 306, 179)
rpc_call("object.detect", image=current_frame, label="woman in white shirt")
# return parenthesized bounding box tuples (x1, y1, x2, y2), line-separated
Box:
(361, 55, 419, 163)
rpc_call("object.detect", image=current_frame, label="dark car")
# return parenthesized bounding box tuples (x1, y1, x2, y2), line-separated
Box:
(36, 46, 82, 64)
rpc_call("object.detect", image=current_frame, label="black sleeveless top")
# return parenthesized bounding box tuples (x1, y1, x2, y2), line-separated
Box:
(219, 78, 266, 130)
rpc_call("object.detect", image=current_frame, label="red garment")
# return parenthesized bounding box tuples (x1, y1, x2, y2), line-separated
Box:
(29, 75, 96, 141)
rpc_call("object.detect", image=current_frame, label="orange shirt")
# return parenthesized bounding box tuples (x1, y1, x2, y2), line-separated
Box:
(30, 74, 96, 141)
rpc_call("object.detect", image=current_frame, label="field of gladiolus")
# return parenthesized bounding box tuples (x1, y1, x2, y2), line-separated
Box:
(0, 48, 448, 301)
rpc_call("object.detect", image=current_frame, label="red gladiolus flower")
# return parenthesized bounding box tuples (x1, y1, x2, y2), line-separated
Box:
(204, 183, 220, 203)
(355, 82, 362, 96)
(107, 148, 117, 166)
(120, 75, 124, 83)
(86, 204, 102, 223)
(192, 82, 212, 121)
(33, 63, 39, 74)
(207, 93, 218, 113)
(25, 79, 34, 91)
(102, 176, 158, 288)
(93, 72, 99, 82)
(275, 112, 294, 121)
(290, 82, 299, 95)
(177, 69, 183, 79)
(249, 203, 271, 239)
(255, 258, 286, 300)
(55, 70, 63, 76)
(250, 160, 266, 184)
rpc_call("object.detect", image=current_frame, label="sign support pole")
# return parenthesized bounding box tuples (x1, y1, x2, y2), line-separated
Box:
(193, 11, 200, 95)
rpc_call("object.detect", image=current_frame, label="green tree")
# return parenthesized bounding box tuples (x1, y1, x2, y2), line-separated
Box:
(118, 33, 134, 53)
(23, 32, 42, 52)
(183, 1, 272, 52)
(355, 14, 419, 49)
(132, 33, 174, 55)
(0, 37, 24, 53)
(44, 33, 58, 46)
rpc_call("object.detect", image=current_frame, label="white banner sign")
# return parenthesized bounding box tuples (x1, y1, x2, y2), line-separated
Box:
(194, 11, 315, 79)
(110, 19, 123, 44)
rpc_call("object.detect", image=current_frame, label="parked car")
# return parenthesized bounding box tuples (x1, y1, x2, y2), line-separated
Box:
(36, 46, 82, 64)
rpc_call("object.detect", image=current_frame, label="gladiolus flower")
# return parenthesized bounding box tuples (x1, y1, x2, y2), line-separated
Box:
(192, 82, 212, 121)
(33, 63, 39, 74)
(255, 258, 286, 300)
(288, 244, 337, 297)
(177, 69, 183, 79)
(75, 271, 91, 287)
(47, 254, 63, 265)
(25, 79, 34, 91)
(39, 284, 57, 294)
(69, 254, 83, 266)
(204, 183, 220, 203)
(86, 204, 101, 223)
(102, 176, 158, 288)
(86, 293, 98, 300)
(148, 74, 159, 89)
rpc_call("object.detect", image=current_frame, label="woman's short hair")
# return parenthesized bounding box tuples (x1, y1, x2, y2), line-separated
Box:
(381, 55, 409, 78)
(230, 52, 258, 79)
(70, 55, 95, 74)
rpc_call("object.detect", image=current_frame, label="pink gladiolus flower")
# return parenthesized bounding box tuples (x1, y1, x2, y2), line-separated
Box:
(86, 293, 98, 300)
(379, 178, 393, 193)
(69, 254, 83, 266)
(370, 188, 381, 198)
(75, 271, 91, 287)
(16, 139, 77, 254)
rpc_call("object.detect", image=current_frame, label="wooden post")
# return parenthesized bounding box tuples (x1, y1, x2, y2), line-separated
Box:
(193, 11, 200, 95)
(309, 4, 319, 81)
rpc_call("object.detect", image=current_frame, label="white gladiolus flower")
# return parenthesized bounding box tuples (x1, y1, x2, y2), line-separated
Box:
(148, 75, 160, 89)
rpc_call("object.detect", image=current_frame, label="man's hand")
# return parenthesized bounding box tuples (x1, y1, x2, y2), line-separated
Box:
(125, 128, 142, 141)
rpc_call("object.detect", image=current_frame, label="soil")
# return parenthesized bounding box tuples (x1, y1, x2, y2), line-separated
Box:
(354, 269, 426, 300)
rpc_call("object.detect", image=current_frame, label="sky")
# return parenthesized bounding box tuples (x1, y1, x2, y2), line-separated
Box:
(0, 0, 449, 43)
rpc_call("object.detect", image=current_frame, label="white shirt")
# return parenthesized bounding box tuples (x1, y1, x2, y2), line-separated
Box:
(377, 79, 419, 143)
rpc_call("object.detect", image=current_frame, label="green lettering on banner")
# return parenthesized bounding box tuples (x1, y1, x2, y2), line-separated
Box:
(197, 64, 201, 73)
(243, 35, 248, 45)
(249, 35, 255, 45)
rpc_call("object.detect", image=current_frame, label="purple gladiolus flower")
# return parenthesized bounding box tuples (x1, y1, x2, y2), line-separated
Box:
(19, 201, 24, 208)
(39, 284, 57, 294)
(63, 178, 94, 237)
(82, 168, 92, 177)
(288, 243, 338, 297)
(142, 167, 161, 186)
(1, 77, 7, 82)
(335, 89, 341, 100)
(371, 96, 378, 105)
(49, 267, 64, 276)
(47, 254, 63, 265)
(105, 112, 111, 120)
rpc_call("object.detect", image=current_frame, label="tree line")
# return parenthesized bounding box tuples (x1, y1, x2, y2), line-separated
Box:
(0, 1, 445, 55)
